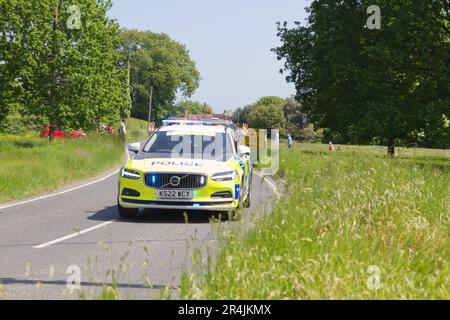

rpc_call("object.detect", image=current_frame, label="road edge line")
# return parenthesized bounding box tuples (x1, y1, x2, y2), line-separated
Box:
(253, 171, 280, 197)
(32, 163, 277, 249)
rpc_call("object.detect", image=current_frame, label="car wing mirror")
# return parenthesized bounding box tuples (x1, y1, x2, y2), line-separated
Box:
(128, 142, 141, 153)
(238, 145, 251, 156)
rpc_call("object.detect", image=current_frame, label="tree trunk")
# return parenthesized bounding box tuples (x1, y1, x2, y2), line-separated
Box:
(49, 125, 54, 142)
(388, 137, 396, 156)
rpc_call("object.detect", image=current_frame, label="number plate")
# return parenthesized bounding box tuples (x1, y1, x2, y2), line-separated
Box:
(157, 190, 193, 200)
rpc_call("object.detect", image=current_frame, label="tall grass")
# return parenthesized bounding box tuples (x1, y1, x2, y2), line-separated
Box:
(0, 118, 151, 204)
(181, 145, 450, 299)
(0, 135, 124, 204)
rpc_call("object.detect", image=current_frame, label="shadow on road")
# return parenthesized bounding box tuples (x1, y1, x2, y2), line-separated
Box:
(0, 277, 169, 290)
(87, 205, 231, 224)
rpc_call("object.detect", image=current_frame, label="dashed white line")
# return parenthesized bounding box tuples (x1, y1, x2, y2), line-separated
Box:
(10, 146, 276, 249)
(33, 220, 116, 249)
(33, 172, 278, 249)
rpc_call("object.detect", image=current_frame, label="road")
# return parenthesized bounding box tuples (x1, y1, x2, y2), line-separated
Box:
(0, 164, 276, 300)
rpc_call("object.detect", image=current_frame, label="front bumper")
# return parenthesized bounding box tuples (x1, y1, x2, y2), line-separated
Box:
(118, 175, 239, 212)
(119, 198, 235, 211)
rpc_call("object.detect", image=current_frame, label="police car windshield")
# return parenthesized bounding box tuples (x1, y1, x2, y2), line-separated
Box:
(143, 131, 235, 162)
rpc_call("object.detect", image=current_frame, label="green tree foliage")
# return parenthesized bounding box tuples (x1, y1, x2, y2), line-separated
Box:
(119, 29, 200, 122)
(234, 96, 286, 130)
(274, 0, 450, 154)
(248, 102, 286, 131)
(233, 105, 253, 125)
(297, 124, 324, 142)
(282, 97, 306, 137)
(0, 0, 28, 125)
(0, 0, 130, 135)
(281, 97, 324, 142)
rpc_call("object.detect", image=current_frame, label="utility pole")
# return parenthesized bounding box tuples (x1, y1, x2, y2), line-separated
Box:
(127, 60, 131, 112)
(49, 0, 63, 141)
(148, 85, 153, 122)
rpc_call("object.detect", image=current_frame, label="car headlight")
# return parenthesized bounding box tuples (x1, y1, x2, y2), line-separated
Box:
(211, 170, 238, 182)
(121, 168, 141, 180)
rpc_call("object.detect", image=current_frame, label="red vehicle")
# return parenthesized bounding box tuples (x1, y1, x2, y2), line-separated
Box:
(70, 130, 87, 139)
(40, 125, 67, 139)
(40, 125, 86, 139)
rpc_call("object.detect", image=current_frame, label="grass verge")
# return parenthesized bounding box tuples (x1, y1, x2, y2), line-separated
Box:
(180, 144, 450, 299)
(0, 118, 151, 204)
(0, 134, 124, 204)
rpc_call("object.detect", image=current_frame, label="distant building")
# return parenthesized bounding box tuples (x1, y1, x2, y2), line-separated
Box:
(172, 110, 231, 121)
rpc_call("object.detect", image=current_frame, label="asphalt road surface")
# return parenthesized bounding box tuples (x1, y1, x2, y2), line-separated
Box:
(0, 165, 276, 300)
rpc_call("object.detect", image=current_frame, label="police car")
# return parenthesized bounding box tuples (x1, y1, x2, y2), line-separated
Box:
(117, 120, 252, 219)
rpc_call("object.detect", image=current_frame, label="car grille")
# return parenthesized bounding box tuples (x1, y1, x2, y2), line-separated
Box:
(145, 173, 207, 189)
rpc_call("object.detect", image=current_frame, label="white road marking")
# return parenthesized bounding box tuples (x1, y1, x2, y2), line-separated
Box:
(30, 148, 132, 249)
(0, 147, 130, 212)
(34, 172, 278, 249)
(0, 170, 119, 212)
(254, 172, 280, 197)
(33, 220, 116, 249)
(23, 147, 277, 249)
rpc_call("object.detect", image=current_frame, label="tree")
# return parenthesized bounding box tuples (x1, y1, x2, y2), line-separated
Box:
(274, 0, 450, 155)
(0, 0, 28, 126)
(282, 97, 308, 139)
(298, 124, 324, 142)
(247, 96, 286, 130)
(233, 105, 253, 125)
(0, 0, 130, 136)
(233, 96, 286, 129)
(119, 30, 200, 122)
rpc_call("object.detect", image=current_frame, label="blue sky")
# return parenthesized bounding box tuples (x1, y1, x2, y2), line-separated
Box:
(108, 0, 309, 113)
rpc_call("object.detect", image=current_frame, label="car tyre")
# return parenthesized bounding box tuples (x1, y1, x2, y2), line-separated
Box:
(242, 171, 252, 208)
(243, 189, 251, 208)
(118, 201, 139, 220)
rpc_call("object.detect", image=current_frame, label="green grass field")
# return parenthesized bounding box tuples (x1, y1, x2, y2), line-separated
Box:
(0, 118, 150, 204)
(0, 118, 148, 204)
(0, 134, 125, 204)
(289, 142, 450, 158)
(181, 143, 450, 299)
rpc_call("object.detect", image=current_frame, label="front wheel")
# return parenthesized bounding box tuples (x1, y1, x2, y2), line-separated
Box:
(117, 201, 139, 219)
(243, 189, 251, 208)
(242, 171, 252, 208)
